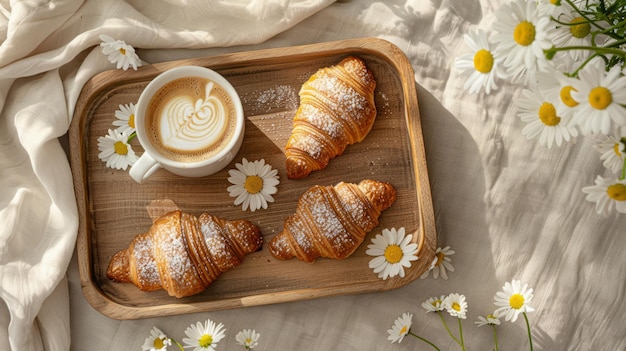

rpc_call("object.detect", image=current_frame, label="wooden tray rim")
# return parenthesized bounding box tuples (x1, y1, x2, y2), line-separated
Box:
(69, 37, 437, 320)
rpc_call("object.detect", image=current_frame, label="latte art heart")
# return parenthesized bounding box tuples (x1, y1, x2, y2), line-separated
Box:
(145, 76, 238, 163)
(161, 82, 228, 151)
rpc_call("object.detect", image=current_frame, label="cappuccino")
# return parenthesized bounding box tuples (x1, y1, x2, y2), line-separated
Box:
(145, 76, 237, 163)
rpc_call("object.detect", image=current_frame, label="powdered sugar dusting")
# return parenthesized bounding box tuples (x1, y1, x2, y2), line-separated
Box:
(228, 220, 262, 253)
(289, 130, 324, 159)
(299, 104, 344, 141)
(285, 58, 377, 179)
(154, 220, 196, 291)
(243, 84, 299, 113)
(308, 190, 356, 257)
(309, 72, 372, 129)
(291, 223, 313, 258)
(272, 181, 389, 261)
(378, 91, 391, 116)
(200, 217, 239, 271)
(343, 56, 375, 87)
(131, 234, 159, 287)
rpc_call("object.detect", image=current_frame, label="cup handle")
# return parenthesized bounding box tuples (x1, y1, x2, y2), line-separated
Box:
(129, 153, 161, 183)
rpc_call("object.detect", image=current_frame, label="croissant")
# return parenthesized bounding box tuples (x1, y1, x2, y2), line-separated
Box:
(285, 56, 377, 179)
(106, 210, 263, 298)
(269, 179, 396, 263)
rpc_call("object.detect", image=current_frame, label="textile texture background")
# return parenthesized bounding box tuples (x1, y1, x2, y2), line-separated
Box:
(0, 0, 624, 350)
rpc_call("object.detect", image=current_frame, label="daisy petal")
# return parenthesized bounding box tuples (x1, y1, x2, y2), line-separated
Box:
(227, 158, 280, 212)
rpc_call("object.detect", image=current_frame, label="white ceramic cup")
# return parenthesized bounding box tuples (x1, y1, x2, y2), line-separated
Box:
(130, 66, 244, 183)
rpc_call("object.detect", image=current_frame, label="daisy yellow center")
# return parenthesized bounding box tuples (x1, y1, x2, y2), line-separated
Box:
(128, 114, 135, 128)
(244, 175, 264, 194)
(538, 102, 561, 126)
(434, 252, 445, 267)
(589, 87, 612, 110)
(153, 338, 165, 349)
(487, 314, 497, 319)
(509, 293, 525, 309)
(607, 184, 626, 201)
(451, 302, 461, 312)
(560, 85, 579, 107)
(384, 244, 403, 264)
(614, 143, 623, 157)
(118, 47, 126, 55)
(199, 334, 213, 348)
(473, 49, 494, 73)
(431, 299, 442, 307)
(570, 17, 590, 39)
(400, 326, 408, 335)
(246, 338, 252, 344)
(550, 0, 561, 5)
(514, 21, 536, 46)
(114, 141, 129, 155)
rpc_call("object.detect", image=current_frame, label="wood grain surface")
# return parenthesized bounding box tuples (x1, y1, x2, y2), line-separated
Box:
(69, 38, 437, 320)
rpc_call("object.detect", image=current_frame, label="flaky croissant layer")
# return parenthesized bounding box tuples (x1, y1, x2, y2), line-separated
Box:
(269, 179, 396, 263)
(285, 56, 377, 179)
(107, 210, 262, 298)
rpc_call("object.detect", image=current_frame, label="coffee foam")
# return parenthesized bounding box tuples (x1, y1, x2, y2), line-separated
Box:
(146, 77, 237, 163)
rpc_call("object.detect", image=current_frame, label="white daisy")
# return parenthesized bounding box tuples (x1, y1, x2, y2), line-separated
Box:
(142, 327, 171, 351)
(99, 34, 142, 71)
(113, 102, 137, 134)
(420, 246, 455, 280)
(493, 280, 535, 322)
(541, 71, 581, 120)
(516, 83, 579, 148)
(492, 0, 553, 83)
(550, 7, 594, 63)
(422, 295, 446, 313)
(582, 175, 626, 215)
(366, 227, 418, 280)
(97, 129, 138, 170)
(387, 312, 412, 344)
(475, 313, 501, 327)
(455, 28, 507, 94)
(593, 134, 626, 174)
(571, 62, 626, 135)
(227, 158, 280, 212)
(182, 319, 226, 351)
(443, 293, 468, 319)
(235, 329, 260, 350)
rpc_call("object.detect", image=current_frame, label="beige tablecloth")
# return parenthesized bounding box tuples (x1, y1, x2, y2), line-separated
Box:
(1, 1, 624, 350)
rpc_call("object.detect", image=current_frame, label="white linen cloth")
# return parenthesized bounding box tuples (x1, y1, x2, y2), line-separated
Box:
(0, 1, 334, 350)
(2, 0, 625, 350)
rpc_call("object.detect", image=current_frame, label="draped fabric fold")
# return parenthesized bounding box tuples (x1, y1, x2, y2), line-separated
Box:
(3, 1, 626, 350)
(0, 1, 334, 350)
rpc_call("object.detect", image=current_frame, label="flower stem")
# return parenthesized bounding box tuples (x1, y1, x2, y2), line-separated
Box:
(620, 158, 626, 180)
(127, 131, 137, 143)
(564, 0, 606, 32)
(545, 45, 626, 58)
(605, 37, 626, 48)
(523, 312, 534, 351)
(171, 338, 185, 351)
(492, 325, 499, 351)
(438, 312, 461, 346)
(457, 318, 466, 351)
(598, 19, 626, 39)
(409, 331, 441, 351)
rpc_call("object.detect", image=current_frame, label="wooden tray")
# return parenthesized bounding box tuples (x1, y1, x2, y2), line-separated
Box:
(69, 38, 436, 320)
